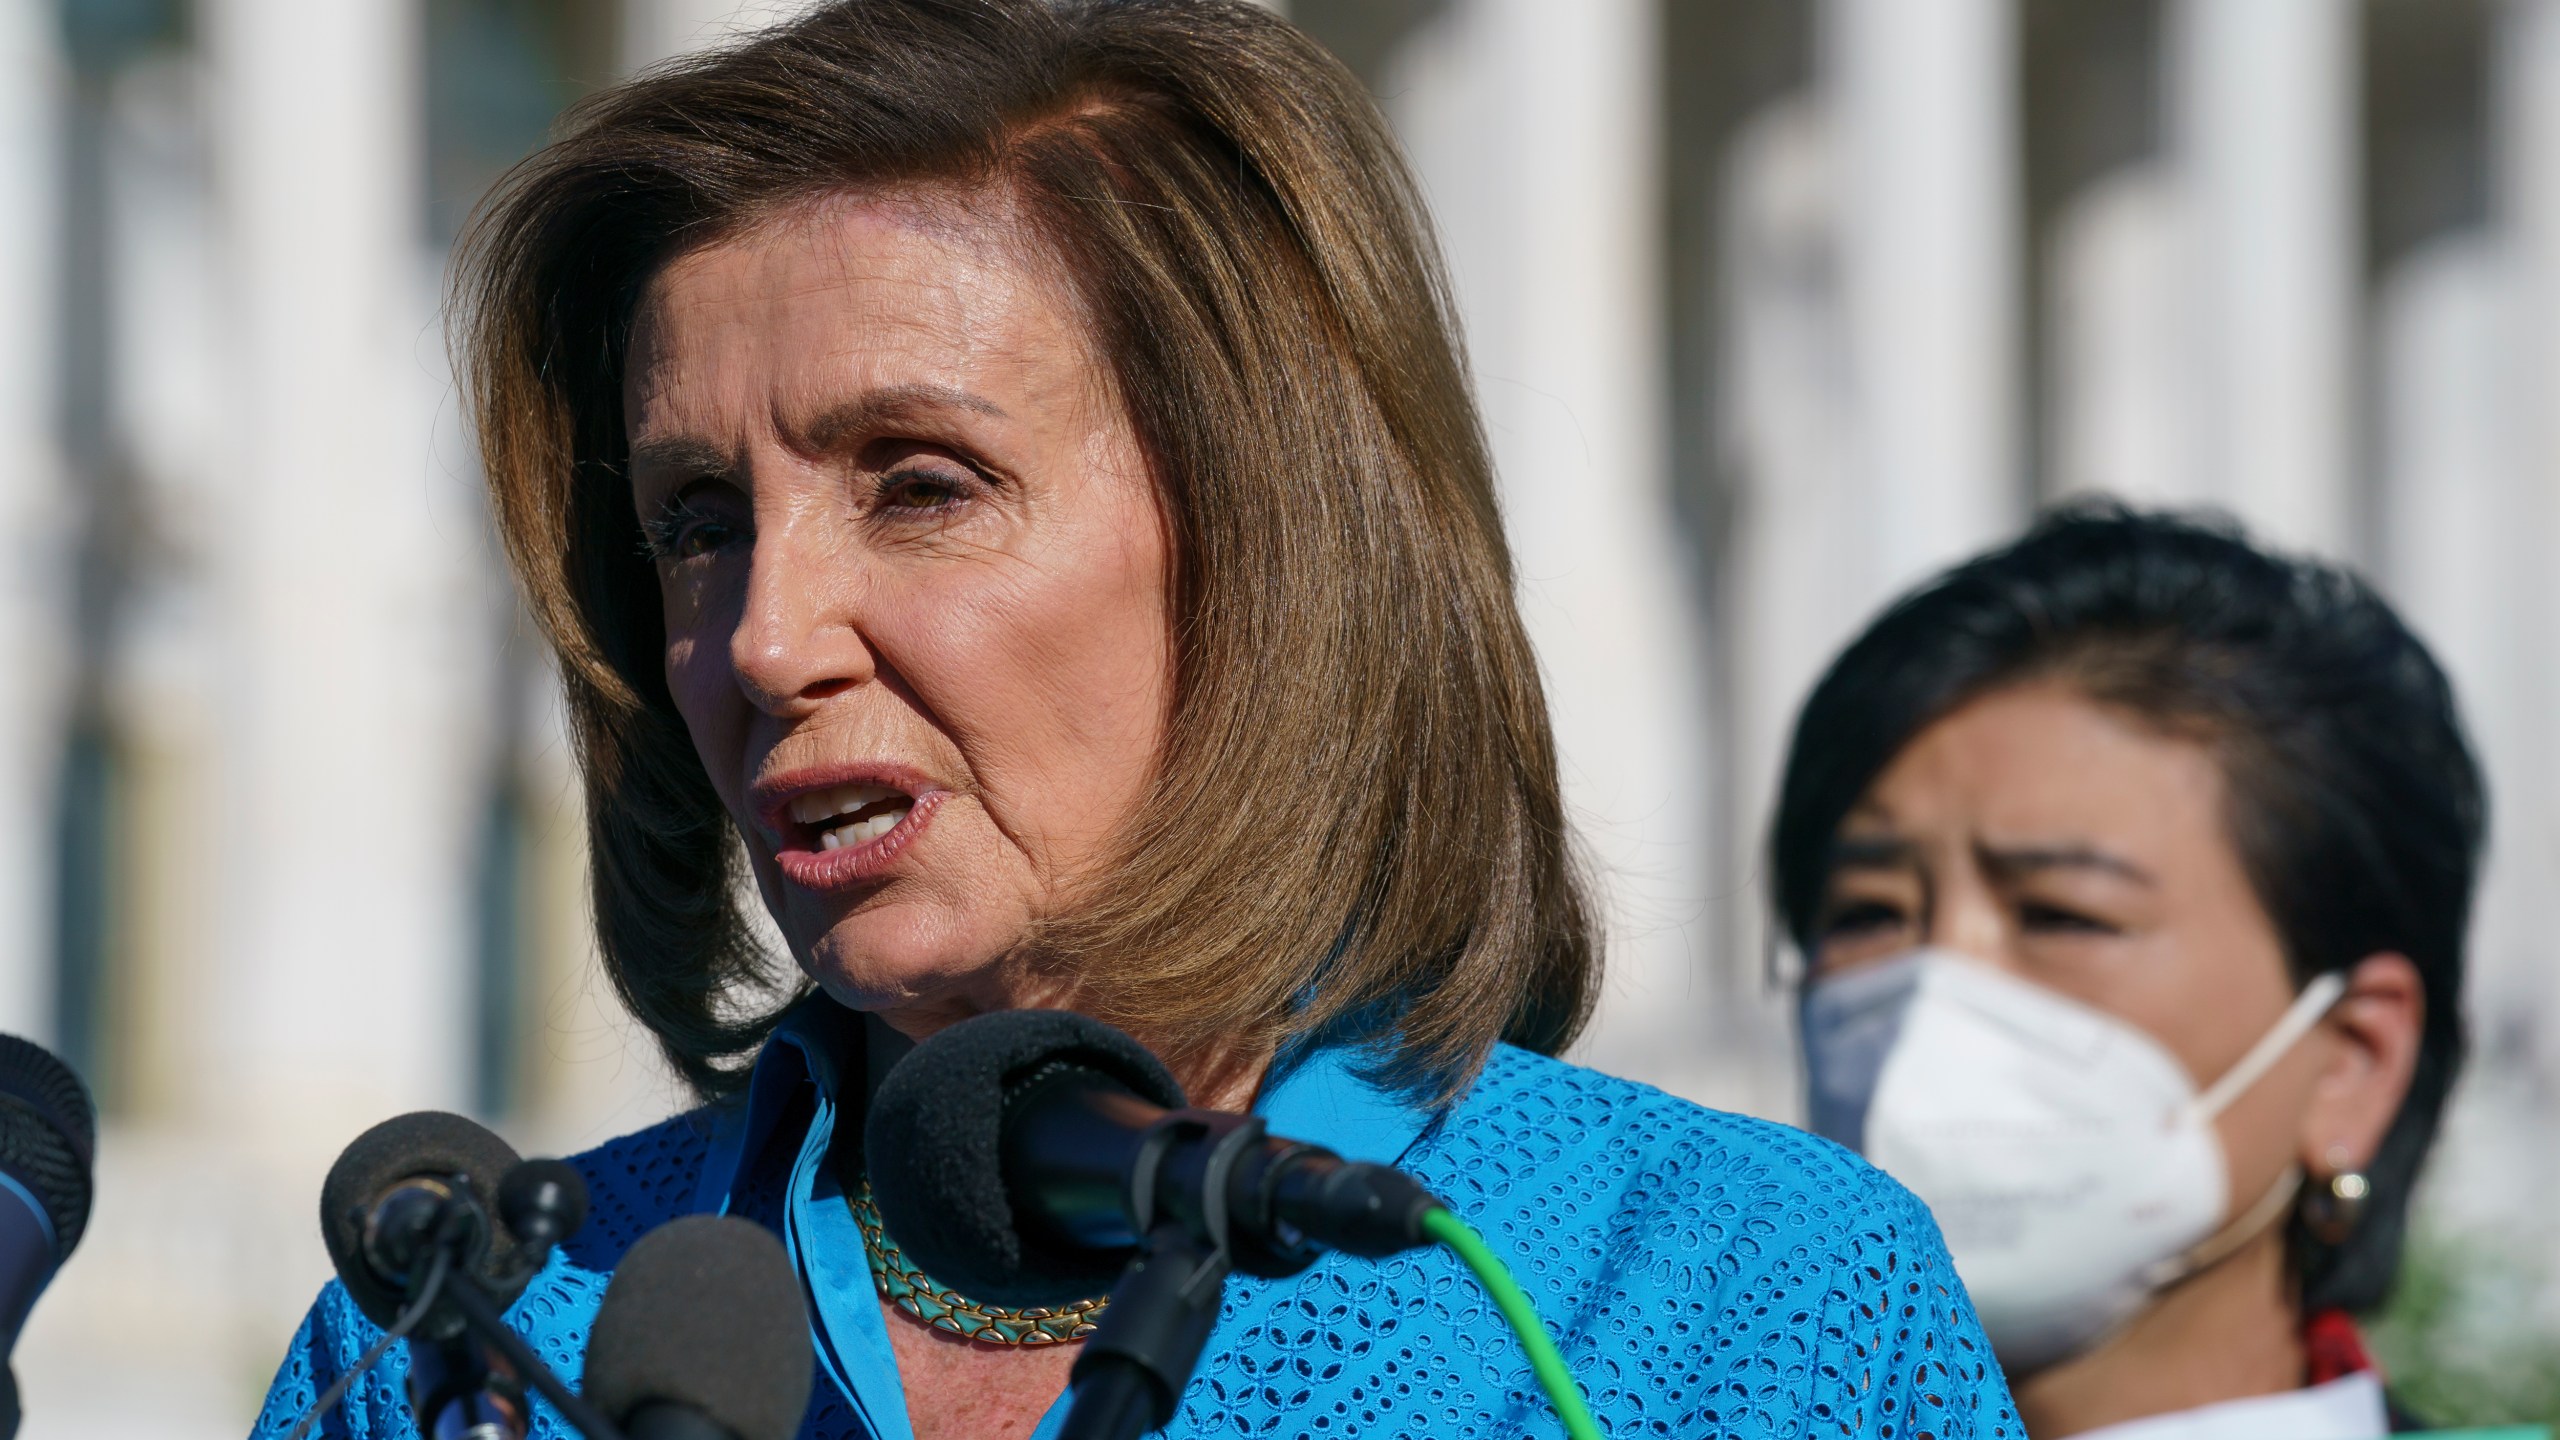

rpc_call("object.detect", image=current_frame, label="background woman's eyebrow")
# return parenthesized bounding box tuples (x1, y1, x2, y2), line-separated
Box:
(1828, 835, 1915, 871)
(1978, 842, 2158, 886)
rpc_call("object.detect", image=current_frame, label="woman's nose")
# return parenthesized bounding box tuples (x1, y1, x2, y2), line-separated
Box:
(1923, 879, 2008, 963)
(729, 522, 875, 715)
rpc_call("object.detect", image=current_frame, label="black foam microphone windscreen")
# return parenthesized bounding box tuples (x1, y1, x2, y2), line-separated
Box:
(0, 1036, 94, 1270)
(318, 1111, 530, 1328)
(863, 1009, 1185, 1307)
(0, 1033, 97, 1439)
(583, 1216, 813, 1440)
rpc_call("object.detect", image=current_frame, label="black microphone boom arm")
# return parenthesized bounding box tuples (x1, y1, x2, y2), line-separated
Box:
(1006, 1060, 1441, 1282)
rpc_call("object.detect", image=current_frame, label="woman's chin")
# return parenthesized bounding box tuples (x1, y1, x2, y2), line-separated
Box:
(794, 912, 1034, 1026)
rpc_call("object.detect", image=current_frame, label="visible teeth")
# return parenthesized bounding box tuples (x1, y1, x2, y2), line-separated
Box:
(817, 804, 909, 851)
(789, 782, 907, 825)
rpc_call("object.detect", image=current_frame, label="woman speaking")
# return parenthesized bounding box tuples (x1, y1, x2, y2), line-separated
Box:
(255, 2, 2012, 1436)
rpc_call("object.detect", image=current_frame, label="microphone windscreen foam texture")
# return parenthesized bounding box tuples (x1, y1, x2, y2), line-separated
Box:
(318, 1111, 528, 1328)
(864, 1009, 1184, 1308)
(583, 1215, 813, 1440)
(0, 1035, 95, 1262)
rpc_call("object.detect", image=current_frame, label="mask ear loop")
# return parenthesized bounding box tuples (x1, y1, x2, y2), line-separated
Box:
(2183, 970, 2351, 1126)
(2140, 969, 2352, 1290)
(2143, 1166, 2304, 1289)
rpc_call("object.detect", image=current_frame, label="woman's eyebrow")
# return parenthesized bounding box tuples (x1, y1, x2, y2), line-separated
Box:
(1978, 842, 2158, 886)
(1829, 835, 1914, 871)
(627, 435, 731, 478)
(803, 383, 1008, 451)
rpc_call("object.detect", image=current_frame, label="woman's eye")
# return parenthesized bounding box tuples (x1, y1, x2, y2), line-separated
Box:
(1819, 900, 1906, 939)
(2019, 901, 2116, 936)
(673, 518, 736, 557)
(878, 468, 972, 514)
(643, 499, 746, 562)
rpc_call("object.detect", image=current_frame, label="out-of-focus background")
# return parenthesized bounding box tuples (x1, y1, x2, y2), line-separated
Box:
(1, 0, 2555, 1432)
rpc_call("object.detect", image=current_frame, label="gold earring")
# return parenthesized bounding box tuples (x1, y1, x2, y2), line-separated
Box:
(2303, 1146, 2370, 1245)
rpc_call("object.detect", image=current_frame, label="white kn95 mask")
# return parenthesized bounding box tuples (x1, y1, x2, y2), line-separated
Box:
(1799, 948, 2347, 1374)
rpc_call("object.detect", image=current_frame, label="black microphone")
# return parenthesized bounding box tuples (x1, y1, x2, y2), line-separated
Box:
(316, 1113, 604, 1440)
(582, 1216, 814, 1440)
(0, 1035, 97, 1440)
(862, 1009, 1440, 1311)
(317, 1111, 537, 1330)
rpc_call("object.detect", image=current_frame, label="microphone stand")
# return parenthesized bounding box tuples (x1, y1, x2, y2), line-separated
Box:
(440, 1271, 630, 1440)
(1058, 1222, 1229, 1440)
(407, 1317, 528, 1440)
(1060, 1108, 1288, 1440)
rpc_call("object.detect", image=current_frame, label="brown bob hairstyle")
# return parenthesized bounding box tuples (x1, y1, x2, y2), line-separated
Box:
(455, 0, 1597, 1102)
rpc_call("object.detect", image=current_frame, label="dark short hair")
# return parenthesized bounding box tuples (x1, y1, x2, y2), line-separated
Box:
(454, 0, 1595, 1103)
(1768, 502, 2484, 1312)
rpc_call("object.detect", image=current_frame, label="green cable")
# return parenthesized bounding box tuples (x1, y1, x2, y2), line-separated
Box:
(1420, 1206, 1606, 1440)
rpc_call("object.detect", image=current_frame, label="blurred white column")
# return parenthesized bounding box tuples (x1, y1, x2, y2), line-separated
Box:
(2169, 0, 2357, 555)
(2498, 0, 2560, 1088)
(2048, 165, 2194, 508)
(2376, 239, 2526, 1040)
(1825, 0, 2021, 592)
(1382, 0, 1723, 1103)
(201, 0, 467, 1129)
(2381, 0, 2560, 1289)
(1709, 96, 1847, 1120)
(0, 0, 64, 1040)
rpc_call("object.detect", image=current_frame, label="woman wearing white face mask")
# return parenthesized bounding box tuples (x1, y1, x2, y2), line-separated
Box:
(1772, 505, 2492, 1438)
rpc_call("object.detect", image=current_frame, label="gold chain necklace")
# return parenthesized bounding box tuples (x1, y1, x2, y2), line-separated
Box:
(850, 1177, 1108, 1346)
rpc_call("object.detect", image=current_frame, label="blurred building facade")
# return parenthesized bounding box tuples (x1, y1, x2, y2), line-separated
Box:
(0, 0, 2553, 1432)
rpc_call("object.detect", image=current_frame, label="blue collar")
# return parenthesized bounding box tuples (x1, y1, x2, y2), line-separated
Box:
(688, 1000, 1432, 1440)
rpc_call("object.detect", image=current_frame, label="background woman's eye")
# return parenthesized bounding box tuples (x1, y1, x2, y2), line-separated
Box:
(2019, 901, 2116, 936)
(1819, 900, 1906, 939)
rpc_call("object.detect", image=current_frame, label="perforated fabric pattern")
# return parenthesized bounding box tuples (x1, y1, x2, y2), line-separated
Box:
(557, 1108, 720, 1265)
(1174, 1048, 2012, 1438)
(251, 1045, 2016, 1439)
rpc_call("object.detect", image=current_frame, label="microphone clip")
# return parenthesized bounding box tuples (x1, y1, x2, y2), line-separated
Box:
(360, 1159, 626, 1440)
(1067, 1107, 1335, 1440)
(1118, 1108, 1323, 1283)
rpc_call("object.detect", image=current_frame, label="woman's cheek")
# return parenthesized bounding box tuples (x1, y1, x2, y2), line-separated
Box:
(662, 628, 708, 713)
(662, 630, 748, 785)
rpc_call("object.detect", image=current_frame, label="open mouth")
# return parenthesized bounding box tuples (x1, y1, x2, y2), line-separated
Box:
(789, 782, 916, 852)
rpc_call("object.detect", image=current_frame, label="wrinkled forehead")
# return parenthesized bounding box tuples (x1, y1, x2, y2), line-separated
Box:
(1840, 682, 2230, 860)
(622, 187, 1108, 439)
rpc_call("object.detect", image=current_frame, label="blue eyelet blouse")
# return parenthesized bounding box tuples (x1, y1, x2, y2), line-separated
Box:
(253, 1001, 2018, 1439)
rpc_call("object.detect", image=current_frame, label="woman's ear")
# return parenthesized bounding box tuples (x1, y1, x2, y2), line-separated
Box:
(2297, 953, 2424, 1174)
